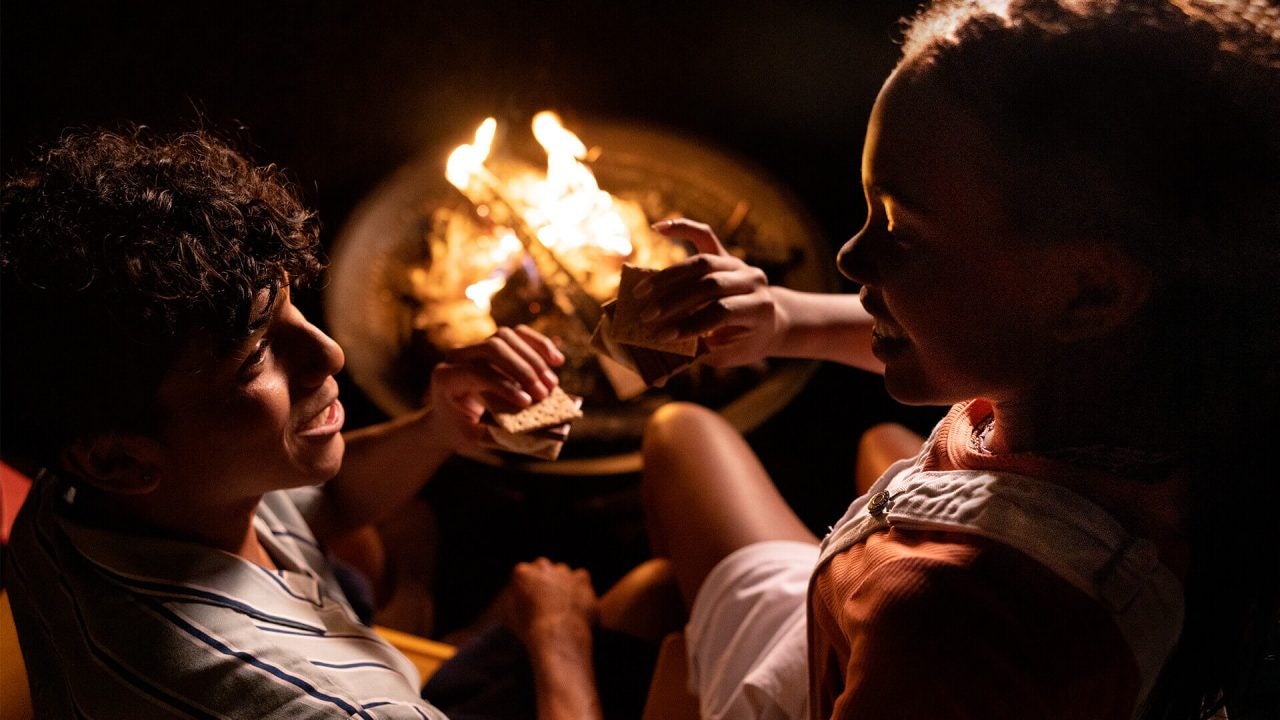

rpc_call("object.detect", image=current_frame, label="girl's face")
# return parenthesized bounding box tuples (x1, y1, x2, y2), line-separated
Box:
(838, 64, 1076, 407)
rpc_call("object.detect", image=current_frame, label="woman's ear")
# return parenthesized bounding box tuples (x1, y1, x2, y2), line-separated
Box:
(61, 434, 164, 495)
(1052, 244, 1152, 342)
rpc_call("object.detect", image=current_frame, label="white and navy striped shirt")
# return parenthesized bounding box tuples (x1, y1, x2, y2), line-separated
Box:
(5, 474, 449, 719)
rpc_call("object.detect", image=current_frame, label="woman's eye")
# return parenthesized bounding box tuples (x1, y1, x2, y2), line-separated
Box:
(242, 339, 272, 373)
(252, 340, 271, 364)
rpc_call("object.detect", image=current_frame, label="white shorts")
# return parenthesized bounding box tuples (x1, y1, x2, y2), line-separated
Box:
(685, 540, 820, 720)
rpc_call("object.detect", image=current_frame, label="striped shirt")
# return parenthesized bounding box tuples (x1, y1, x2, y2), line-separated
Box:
(4, 475, 448, 719)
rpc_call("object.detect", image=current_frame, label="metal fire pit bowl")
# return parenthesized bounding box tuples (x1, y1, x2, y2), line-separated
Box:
(326, 117, 839, 475)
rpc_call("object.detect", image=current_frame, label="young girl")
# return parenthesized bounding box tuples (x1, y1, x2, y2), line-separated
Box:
(634, 1, 1279, 718)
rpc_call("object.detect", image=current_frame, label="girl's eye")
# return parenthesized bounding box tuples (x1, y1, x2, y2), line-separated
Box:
(885, 222, 910, 247)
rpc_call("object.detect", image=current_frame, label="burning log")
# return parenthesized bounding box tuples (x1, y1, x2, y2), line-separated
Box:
(432, 111, 685, 359)
(447, 157, 601, 332)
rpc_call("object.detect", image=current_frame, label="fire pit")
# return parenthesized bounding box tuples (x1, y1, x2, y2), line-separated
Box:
(326, 113, 838, 475)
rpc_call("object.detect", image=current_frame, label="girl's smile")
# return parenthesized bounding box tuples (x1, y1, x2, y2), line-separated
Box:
(838, 62, 1077, 411)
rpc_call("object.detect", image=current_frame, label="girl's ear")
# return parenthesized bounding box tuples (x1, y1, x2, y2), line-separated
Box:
(61, 434, 164, 495)
(1053, 244, 1152, 342)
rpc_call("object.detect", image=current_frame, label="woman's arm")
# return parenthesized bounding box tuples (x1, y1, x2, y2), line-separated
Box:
(501, 559, 604, 720)
(309, 325, 564, 540)
(769, 287, 882, 372)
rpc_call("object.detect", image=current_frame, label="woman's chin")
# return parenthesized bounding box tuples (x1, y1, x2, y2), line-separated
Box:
(298, 436, 346, 486)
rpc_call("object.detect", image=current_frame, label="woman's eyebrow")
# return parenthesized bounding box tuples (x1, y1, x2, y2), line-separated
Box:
(246, 285, 283, 335)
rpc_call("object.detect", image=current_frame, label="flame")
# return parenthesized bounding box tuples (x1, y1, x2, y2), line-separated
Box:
(446, 117, 497, 191)
(462, 232, 523, 312)
(532, 111, 587, 160)
(419, 111, 687, 347)
(464, 274, 507, 312)
(527, 111, 632, 258)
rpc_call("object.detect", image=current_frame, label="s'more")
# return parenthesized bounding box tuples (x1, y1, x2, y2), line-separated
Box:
(589, 264, 706, 398)
(479, 385, 584, 461)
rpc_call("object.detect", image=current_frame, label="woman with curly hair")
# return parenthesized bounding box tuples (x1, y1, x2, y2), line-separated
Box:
(1, 127, 602, 719)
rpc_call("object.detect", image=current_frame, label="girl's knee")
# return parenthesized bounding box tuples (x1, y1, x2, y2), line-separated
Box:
(643, 402, 724, 455)
(641, 402, 727, 517)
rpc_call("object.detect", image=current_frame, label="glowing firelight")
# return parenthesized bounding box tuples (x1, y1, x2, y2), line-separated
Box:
(446, 112, 637, 312)
(528, 111, 632, 258)
(464, 274, 508, 313)
(418, 111, 684, 347)
(445, 117, 497, 191)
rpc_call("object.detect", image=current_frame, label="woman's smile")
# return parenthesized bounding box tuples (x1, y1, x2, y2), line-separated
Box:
(297, 395, 344, 437)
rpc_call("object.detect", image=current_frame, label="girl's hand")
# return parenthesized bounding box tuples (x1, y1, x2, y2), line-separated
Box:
(639, 218, 782, 367)
(425, 325, 565, 452)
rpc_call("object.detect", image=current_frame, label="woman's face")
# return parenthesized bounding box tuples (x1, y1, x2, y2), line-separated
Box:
(838, 63, 1075, 407)
(151, 285, 347, 504)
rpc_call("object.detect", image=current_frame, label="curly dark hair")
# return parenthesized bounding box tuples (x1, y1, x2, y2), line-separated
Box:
(900, 2, 1280, 718)
(1, 126, 324, 467)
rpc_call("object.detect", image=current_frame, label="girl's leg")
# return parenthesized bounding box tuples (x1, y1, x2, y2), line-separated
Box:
(640, 402, 817, 608)
(855, 422, 925, 496)
(597, 558, 684, 643)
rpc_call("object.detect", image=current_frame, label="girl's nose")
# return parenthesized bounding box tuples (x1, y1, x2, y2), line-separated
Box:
(837, 222, 878, 285)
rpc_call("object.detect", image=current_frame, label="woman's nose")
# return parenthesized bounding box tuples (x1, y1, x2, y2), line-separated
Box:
(283, 306, 345, 387)
(310, 325, 345, 380)
(837, 222, 878, 285)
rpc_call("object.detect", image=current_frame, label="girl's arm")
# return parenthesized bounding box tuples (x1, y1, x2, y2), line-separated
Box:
(639, 219, 882, 373)
(769, 286, 882, 372)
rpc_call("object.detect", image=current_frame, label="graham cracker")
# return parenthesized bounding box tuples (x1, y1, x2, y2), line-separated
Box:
(482, 423, 570, 461)
(590, 300, 700, 391)
(490, 386, 584, 435)
(610, 264, 700, 357)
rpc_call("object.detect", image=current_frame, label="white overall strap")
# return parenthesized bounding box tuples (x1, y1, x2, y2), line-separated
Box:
(815, 468, 1183, 709)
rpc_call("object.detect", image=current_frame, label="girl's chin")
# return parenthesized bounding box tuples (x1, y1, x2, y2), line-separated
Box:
(870, 332, 912, 362)
(881, 365, 955, 408)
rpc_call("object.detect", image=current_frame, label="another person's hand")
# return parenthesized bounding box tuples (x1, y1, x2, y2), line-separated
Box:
(640, 218, 782, 367)
(426, 325, 565, 452)
(499, 557, 598, 651)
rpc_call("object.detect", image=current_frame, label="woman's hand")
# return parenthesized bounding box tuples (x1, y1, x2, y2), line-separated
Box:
(425, 325, 565, 453)
(639, 218, 783, 367)
(501, 558, 603, 720)
(499, 557, 598, 649)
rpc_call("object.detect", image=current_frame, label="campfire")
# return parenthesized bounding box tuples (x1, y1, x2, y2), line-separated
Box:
(326, 112, 836, 472)
(408, 112, 686, 359)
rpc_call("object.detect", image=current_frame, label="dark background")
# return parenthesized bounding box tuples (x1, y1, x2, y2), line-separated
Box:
(2, 0, 943, 629)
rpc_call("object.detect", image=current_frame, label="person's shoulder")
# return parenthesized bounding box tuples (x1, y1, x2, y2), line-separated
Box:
(837, 527, 1118, 619)
(822, 527, 1138, 682)
(822, 528, 1141, 718)
(259, 485, 324, 530)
